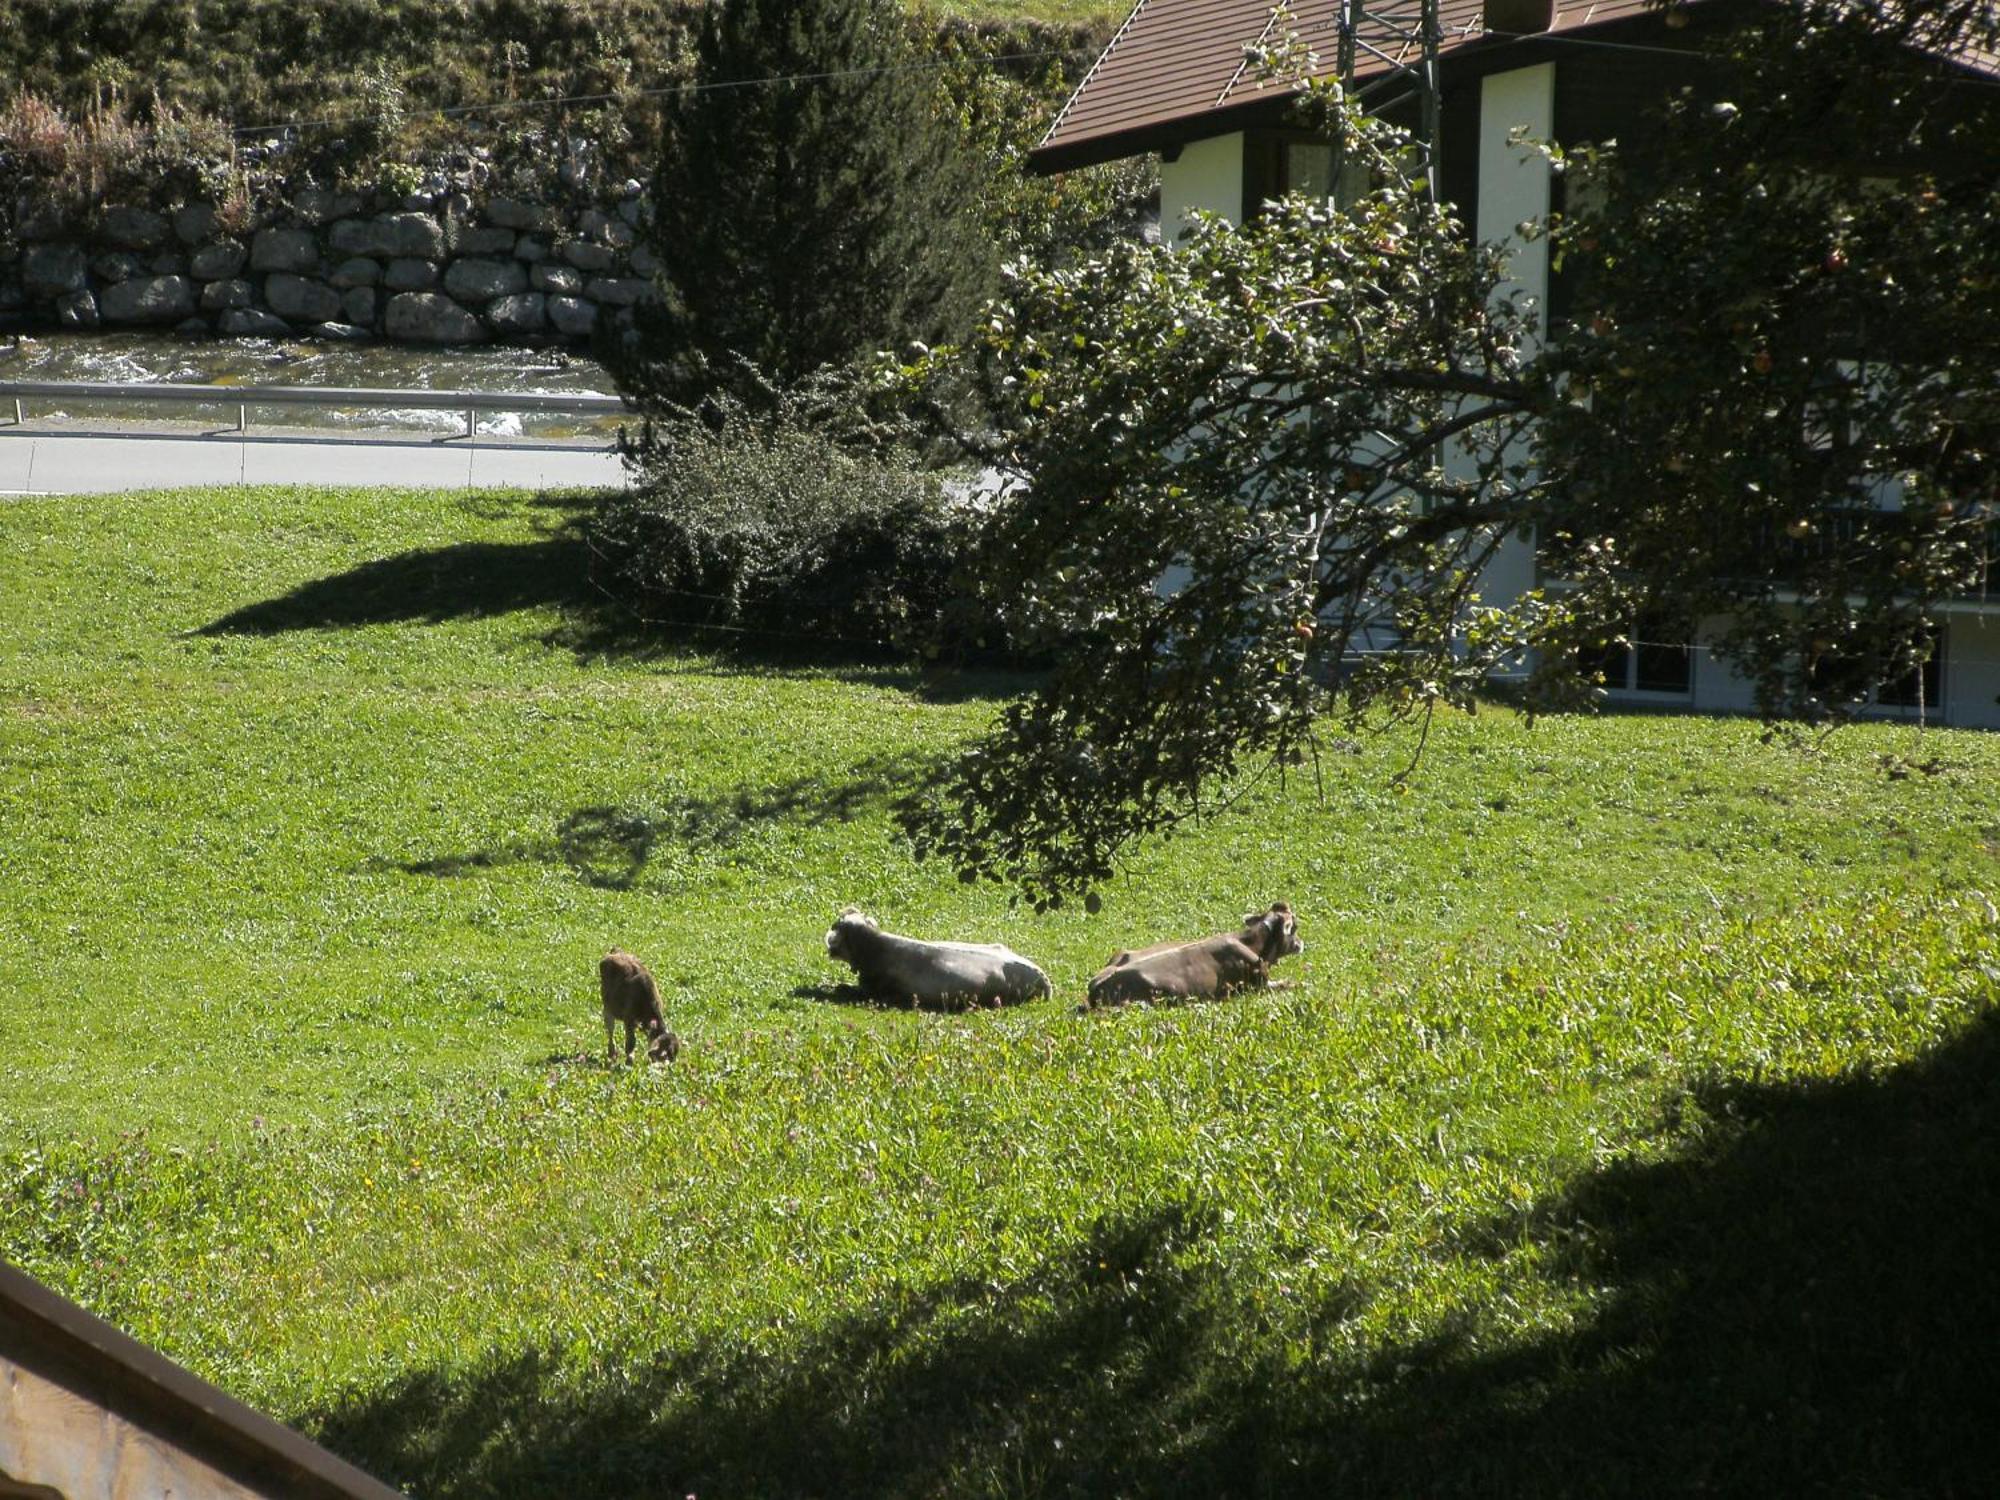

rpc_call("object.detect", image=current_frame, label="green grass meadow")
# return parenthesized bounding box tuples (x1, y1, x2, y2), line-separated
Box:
(3, 483, 1998, 1496)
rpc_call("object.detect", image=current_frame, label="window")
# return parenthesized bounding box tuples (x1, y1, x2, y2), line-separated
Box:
(1808, 625, 1944, 717)
(1243, 131, 1375, 220)
(1585, 610, 1693, 696)
(1875, 645, 1942, 710)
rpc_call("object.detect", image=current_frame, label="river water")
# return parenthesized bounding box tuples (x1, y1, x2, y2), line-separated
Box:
(0, 331, 623, 440)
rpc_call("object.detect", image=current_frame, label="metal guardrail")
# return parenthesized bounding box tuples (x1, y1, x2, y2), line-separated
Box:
(0, 379, 628, 440)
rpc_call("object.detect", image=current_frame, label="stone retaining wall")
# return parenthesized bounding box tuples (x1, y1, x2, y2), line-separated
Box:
(0, 182, 657, 346)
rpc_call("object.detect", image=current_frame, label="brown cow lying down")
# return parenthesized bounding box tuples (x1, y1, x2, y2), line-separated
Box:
(825, 908, 1052, 1009)
(1086, 902, 1305, 1007)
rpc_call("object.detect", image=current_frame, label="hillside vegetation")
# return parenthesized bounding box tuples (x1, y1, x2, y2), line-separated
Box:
(2, 482, 1997, 1495)
(0, 0, 1115, 127)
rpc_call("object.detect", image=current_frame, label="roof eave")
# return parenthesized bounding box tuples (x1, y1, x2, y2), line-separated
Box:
(1028, 91, 1305, 175)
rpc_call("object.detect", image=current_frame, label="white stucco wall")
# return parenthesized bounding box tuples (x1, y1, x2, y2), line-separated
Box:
(1465, 63, 1557, 627)
(1942, 610, 2000, 728)
(1159, 133, 1245, 236)
(1475, 63, 1555, 330)
(1627, 608, 2000, 729)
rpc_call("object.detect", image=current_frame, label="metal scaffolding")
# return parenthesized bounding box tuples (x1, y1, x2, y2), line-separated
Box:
(1337, 0, 1446, 204)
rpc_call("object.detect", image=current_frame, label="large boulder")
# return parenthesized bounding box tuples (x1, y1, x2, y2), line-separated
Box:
(14, 195, 70, 241)
(265, 273, 343, 323)
(560, 239, 616, 273)
(329, 256, 381, 289)
(547, 295, 598, 337)
(379, 212, 446, 259)
(250, 227, 319, 273)
(55, 290, 99, 329)
(328, 219, 396, 259)
(90, 252, 145, 284)
(219, 307, 291, 337)
(384, 291, 487, 344)
(584, 277, 654, 308)
(443, 257, 527, 301)
(190, 240, 248, 281)
(23, 243, 88, 298)
(201, 278, 255, 312)
(291, 187, 363, 226)
(99, 204, 170, 250)
(341, 286, 378, 326)
(99, 274, 196, 325)
(382, 257, 439, 292)
(483, 196, 555, 231)
(530, 263, 583, 295)
(485, 292, 547, 335)
(454, 225, 516, 256)
(173, 202, 218, 245)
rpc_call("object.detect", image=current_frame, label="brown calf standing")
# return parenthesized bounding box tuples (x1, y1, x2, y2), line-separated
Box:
(599, 948, 681, 1064)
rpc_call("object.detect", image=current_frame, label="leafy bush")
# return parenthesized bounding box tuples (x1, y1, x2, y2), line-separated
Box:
(0, 90, 235, 223)
(593, 399, 1007, 660)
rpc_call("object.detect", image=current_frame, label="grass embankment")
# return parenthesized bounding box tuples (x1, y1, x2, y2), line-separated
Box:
(2, 483, 1997, 1496)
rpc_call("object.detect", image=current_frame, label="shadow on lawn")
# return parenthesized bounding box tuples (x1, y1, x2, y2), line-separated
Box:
(199, 535, 600, 633)
(790, 981, 1034, 1014)
(378, 752, 943, 890)
(193, 508, 1029, 708)
(304, 1009, 2000, 1498)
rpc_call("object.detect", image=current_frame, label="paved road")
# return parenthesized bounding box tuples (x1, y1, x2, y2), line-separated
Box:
(0, 423, 628, 495)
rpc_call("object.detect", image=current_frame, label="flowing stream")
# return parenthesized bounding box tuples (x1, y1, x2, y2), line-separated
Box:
(0, 332, 623, 440)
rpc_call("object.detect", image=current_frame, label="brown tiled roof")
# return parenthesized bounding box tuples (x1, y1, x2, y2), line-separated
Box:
(1032, 0, 1997, 171)
(1034, 0, 1646, 170)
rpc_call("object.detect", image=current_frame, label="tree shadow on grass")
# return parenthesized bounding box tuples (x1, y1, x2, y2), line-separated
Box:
(305, 1200, 1265, 1500)
(550, 602, 1039, 705)
(198, 535, 599, 634)
(1329, 999, 2000, 1495)
(192, 508, 1028, 708)
(372, 752, 944, 890)
(301, 1007, 2000, 1498)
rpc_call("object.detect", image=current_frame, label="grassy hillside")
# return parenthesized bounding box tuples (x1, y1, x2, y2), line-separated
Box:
(0, 1, 1117, 125)
(2, 482, 1997, 1495)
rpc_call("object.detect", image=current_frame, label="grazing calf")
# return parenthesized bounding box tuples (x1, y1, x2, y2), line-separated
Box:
(1086, 902, 1305, 1007)
(599, 948, 681, 1064)
(824, 908, 1052, 1009)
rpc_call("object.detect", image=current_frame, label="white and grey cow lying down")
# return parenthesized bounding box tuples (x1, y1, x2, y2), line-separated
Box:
(822, 902, 1304, 1009)
(825, 908, 1053, 1009)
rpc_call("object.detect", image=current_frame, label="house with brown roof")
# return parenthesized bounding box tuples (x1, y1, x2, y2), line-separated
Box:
(1030, 0, 2000, 727)
(1, 1258, 403, 1500)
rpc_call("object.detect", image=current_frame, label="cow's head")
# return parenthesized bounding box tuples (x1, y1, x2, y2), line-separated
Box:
(825, 907, 880, 963)
(1242, 902, 1304, 961)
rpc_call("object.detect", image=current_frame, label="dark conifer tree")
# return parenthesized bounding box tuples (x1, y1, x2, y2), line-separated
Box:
(612, 0, 995, 411)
